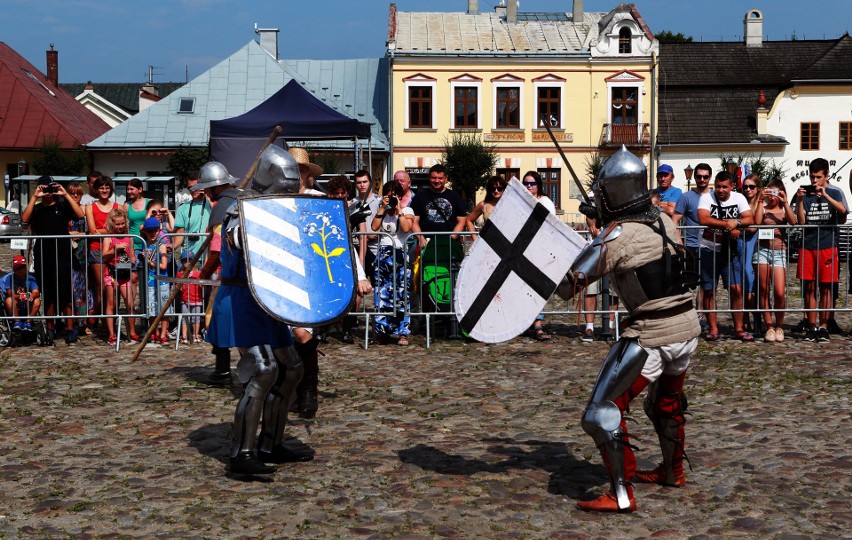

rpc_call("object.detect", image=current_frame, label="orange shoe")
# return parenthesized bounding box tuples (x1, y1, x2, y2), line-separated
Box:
(576, 492, 636, 513)
(634, 464, 686, 487)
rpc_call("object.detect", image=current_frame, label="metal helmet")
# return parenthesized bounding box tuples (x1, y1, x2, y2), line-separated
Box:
(192, 161, 236, 191)
(251, 145, 300, 194)
(594, 146, 657, 223)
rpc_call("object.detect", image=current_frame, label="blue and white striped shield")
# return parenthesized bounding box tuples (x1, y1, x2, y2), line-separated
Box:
(240, 195, 356, 326)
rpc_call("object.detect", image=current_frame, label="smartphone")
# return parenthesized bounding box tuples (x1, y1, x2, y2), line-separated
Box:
(802, 184, 817, 195)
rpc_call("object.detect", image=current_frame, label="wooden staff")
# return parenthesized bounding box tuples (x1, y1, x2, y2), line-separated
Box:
(131, 124, 283, 361)
(130, 232, 212, 362)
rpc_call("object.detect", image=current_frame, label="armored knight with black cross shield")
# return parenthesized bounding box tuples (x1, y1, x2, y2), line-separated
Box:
(555, 146, 701, 512)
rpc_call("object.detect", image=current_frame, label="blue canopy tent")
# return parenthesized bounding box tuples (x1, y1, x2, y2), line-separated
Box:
(209, 79, 373, 180)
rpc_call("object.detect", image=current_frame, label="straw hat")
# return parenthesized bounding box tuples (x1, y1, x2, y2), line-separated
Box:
(288, 147, 324, 178)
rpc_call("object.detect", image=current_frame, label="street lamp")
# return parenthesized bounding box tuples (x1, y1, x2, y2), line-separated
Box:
(683, 164, 693, 191)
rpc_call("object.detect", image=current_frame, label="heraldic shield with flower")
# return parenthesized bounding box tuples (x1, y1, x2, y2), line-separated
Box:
(239, 195, 356, 326)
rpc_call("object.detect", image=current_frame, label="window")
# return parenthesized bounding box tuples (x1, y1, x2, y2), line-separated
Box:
(178, 97, 195, 113)
(496, 168, 520, 183)
(408, 86, 433, 129)
(801, 122, 819, 151)
(840, 122, 852, 150)
(454, 87, 478, 128)
(496, 87, 521, 129)
(537, 87, 561, 128)
(619, 28, 632, 54)
(538, 168, 561, 209)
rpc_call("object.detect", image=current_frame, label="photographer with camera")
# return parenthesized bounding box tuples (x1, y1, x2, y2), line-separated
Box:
(371, 180, 415, 346)
(22, 175, 85, 342)
(349, 170, 380, 282)
(795, 157, 848, 342)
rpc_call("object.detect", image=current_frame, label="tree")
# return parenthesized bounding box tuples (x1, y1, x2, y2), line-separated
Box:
(583, 152, 607, 192)
(440, 131, 498, 207)
(167, 145, 209, 189)
(655, 30, 694, 43)
(29, 136, 87, 176)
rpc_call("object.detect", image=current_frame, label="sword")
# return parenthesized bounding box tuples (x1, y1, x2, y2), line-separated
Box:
(540, 115, 592, 206)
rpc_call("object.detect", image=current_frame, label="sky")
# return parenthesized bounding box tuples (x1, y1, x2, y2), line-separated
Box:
(3, 0, 851, 84)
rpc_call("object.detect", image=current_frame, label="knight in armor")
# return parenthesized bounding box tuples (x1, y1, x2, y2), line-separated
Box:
(557, 146, 700, 512)
(204, 147, 314, 475)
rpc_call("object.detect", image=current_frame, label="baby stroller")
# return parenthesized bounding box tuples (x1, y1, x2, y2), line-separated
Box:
(419, 235, 465, 339)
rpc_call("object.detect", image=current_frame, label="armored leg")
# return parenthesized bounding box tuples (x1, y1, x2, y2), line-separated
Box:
(257, 345, 313, 463)
(291, 337, 319, 419)
(636, 370, 688, 486)
(578, 337, 648, 512)
(230, 345, 278, 474)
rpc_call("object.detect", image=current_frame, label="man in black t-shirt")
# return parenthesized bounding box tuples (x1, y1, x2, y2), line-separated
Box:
(410, 164, 467, 246)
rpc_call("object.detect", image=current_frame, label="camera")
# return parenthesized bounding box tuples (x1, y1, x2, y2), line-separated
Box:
(802, 184, 817, 195)
(42, 183, 59, 194)
(388, 196, 399, 209)
(769, 188, 779, 196)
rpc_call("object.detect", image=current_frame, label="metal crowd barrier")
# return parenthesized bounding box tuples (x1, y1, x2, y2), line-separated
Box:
(5, 223, 851, 350)
(1, 232, 211, 351)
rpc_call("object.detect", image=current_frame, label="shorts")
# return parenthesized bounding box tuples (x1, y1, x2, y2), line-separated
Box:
(797, 247, 839, 283)
(699, 246, 742, 290)
(87, 249, 103, 265)
(147, 282, 174, 317)
(181, 302, 202, 324)
(753, 247, 787, 268)
(585, 279, 618, 299)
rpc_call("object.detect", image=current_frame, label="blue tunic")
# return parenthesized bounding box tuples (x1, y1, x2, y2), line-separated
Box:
(205, 211, 292, 348)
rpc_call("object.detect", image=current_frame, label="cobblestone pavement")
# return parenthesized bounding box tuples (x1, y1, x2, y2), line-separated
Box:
(0, 318, 848, 539)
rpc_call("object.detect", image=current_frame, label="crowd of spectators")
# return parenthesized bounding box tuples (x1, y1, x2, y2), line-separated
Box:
(5, 154, 851, 347)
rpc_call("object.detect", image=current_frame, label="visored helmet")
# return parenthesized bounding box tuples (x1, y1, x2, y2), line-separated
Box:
(192, 161, 236, 191)
(594, 146, 659, 224)
(251, 145, 301, 194)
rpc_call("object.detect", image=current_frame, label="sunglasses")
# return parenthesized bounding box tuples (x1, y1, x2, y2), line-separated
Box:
(742, 184, 758, 190)
(522, 181, 537, 187)
(694, 174, 711, 180)
(492, 186, 506, 192)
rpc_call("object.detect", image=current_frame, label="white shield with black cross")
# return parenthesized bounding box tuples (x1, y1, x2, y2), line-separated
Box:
(454, 179, 587, 343)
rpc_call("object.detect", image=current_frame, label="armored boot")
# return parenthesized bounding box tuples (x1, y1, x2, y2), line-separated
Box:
(636, 371, 688, 487)
(577, 429, 637, 512)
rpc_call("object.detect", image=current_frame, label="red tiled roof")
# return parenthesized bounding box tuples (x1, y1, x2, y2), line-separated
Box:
(0, 42, 110, 150)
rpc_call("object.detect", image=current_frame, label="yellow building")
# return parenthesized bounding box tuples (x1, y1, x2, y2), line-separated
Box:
(387, 1, 659, 224)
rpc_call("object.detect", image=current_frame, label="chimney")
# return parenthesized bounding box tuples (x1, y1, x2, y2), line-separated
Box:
(467, 0, 478, 15)
(141, 66, 158, 97)
(46, 43, 58, 88)
(507, 0, 517, 23)
(573, 0, 584, 23)
(255, 25, 280, 60)
(744, 9, 763, 47)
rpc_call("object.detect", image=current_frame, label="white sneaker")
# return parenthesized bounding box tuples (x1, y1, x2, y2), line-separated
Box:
(168, 328, 179, 340)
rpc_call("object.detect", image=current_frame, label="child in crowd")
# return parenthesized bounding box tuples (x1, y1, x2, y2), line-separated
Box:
(145, 199, 175, 234)
(141, 217, 173, 344)
(178, 250, 203, 344)
(102, 208, 138, 345)
(4, 255, 40, 333)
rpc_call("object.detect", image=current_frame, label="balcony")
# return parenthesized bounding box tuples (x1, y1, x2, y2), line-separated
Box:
(599, 123, 651, 149)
